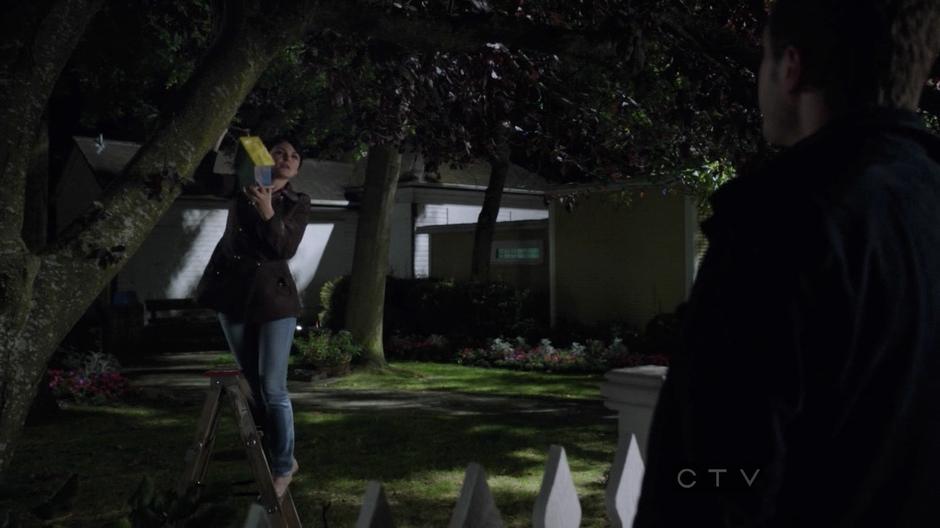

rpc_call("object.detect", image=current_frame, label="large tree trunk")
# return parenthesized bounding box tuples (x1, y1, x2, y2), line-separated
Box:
(0, 0, 103, 239)
(23, 118, 50, 253)
(0, 0, 105, 477)
(470, 140, 511, 281)
(346, 144, 403, 368)
(0, 0, 316, 476)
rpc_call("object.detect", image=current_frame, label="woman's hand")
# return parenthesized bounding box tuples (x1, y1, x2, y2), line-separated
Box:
(244, 185, 275, 220)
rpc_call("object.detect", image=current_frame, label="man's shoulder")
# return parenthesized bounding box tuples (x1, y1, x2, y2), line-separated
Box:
(819, 129, 940, 220)
(738, 125, 937, 212)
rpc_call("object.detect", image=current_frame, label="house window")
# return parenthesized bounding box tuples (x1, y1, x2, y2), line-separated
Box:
(491, 240, 543, 265)
(414, 233, 430, 278)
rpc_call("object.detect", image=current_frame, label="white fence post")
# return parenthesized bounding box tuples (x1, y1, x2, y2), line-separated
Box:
(533, 445, 581, 528)
(243, 503, 272, 528)
(605, 433, 645, 528)
(600, 366, 667, 458)
(351, 435, 651, 527)
(356, 481, 396, 528)
(448, 462, 504, 528)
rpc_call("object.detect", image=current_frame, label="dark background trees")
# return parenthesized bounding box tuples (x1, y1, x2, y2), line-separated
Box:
(1, 0, 938, 474)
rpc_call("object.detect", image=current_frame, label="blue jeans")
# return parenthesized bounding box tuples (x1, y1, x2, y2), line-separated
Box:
(218, 313, 297, 476)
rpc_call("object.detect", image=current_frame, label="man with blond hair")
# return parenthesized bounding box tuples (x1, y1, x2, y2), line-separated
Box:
(635, 1, 940, 526)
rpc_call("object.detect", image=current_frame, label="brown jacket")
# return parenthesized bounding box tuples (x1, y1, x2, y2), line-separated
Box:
(195, 182, 310, 323)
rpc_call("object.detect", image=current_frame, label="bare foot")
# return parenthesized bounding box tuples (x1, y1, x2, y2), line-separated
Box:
(273, 473, 292, 498)
(274, 459, 300, 498)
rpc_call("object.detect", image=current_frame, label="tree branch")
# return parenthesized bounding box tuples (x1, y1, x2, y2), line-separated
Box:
(313, 2, 940, 125)
(312, 0, 622, 60)
(22, 0, 317, 372)
(0, 0, 105, 240)
(0, 0, 55, 73)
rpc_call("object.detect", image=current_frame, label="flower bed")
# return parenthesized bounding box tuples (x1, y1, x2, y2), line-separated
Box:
(48, 369, 129, 403)
(47, 350, 129, 404)
(457, 337, 668, 373)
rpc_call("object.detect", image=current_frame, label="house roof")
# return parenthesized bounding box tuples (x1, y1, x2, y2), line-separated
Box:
(415, 219, 547, 235)
(423, 161, 550, 192)
(72, 136, 549, 202)
(540, 179, 695, 201)
(73, 136, 142, 187)
(290, 160, 358, 203)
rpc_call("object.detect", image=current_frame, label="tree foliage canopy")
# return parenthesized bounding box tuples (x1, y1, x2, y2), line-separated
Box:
(55, 0, 939, 199)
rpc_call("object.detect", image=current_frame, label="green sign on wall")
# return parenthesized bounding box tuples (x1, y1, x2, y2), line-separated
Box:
(496, 247, 541, 261)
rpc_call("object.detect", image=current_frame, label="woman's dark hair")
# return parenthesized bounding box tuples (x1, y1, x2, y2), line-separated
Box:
(265, 135, 305, 167)
(767, 0, 940, 111)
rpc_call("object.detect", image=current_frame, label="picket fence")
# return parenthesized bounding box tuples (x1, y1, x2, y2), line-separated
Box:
(244, 435, 645, 528)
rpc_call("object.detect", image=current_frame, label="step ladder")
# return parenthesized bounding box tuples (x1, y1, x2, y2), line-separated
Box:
(178, 369, 302, 528)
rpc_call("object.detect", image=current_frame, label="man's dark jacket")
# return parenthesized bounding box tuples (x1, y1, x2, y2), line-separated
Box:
(196, 182, 310, 323)
(634, 109, 940, 527)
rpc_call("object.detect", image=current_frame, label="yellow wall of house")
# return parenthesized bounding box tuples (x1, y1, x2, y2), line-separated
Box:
(553, 190, 690, 330)
(428, 228, 550, 294)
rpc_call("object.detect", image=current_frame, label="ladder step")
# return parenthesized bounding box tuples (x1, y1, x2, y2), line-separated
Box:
(177, 371, 303, 527)
(203, 368, 242, 377)
(232, 491, 263, 498)
(213, 449, 246, 461)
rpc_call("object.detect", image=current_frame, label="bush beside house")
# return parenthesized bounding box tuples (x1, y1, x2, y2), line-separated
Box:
(292, 329, 363, 378)
(317, 276, 680, 374)
(319, 276, 547, 346)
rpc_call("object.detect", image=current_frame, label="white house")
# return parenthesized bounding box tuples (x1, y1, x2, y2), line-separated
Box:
(410, 180, 708, 331)
(546, 184, 707, 330)
(63, 137, 550, 322)
(415, 219, 550, 296)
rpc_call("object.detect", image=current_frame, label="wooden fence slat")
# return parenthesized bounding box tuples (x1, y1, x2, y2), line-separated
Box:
(448, 463, 504, 528)
(309, 440, 648, 527)
(605, 434, 645, 528)
(356, 481, 396, 528)
(533, 445, 581, 528)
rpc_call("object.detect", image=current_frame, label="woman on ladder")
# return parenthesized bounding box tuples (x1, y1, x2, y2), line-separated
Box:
(196, 136, 310, 498)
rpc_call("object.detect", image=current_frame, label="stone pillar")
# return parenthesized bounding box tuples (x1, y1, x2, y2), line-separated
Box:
(601, 366, 667, 458)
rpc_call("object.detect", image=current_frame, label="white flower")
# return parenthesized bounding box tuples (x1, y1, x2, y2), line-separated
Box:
(608, 337, 628, 356)
(490, 338, 513, 356)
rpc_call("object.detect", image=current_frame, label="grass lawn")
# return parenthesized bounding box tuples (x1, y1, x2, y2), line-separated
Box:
(331, 361, 607, 401)
(1, 362, 618, 527)
(215, 353, 607, 401)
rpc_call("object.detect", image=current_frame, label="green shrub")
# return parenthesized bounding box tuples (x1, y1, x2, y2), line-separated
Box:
(634, 309, 684, 356)
(383, 278, 456, 337)
(294, 329, 362, 373)
(318, 276, 547, 346)
(318, 276, 351, 331)
(385, 334, 451, 361)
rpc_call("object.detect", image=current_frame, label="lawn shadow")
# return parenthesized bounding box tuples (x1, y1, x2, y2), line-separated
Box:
(3, 383, 619, 526)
